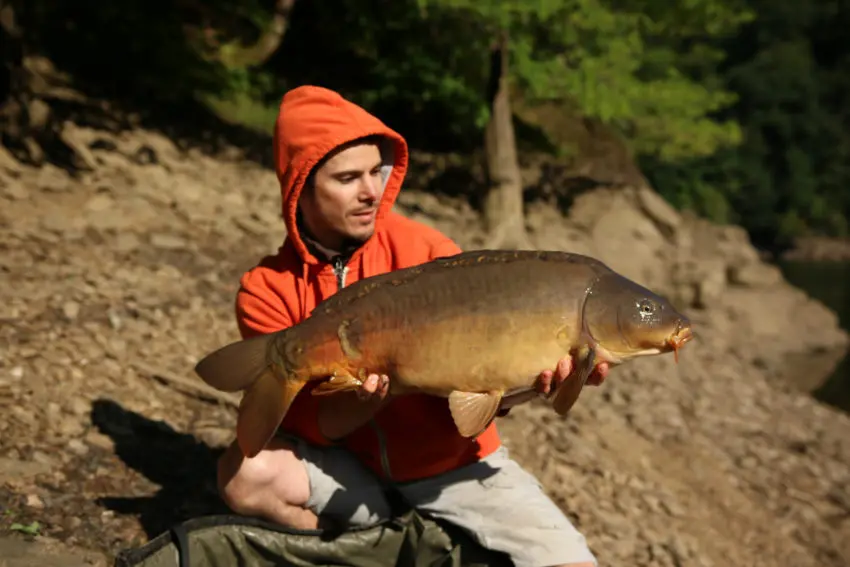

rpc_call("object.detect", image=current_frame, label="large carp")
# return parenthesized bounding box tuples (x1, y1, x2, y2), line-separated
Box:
(195, 250, 693, 458)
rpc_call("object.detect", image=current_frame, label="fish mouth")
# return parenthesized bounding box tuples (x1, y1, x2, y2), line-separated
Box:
(667, 322, 694, 364)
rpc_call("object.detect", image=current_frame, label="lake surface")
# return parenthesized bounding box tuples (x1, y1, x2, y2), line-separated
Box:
(778, 260, 850, 413)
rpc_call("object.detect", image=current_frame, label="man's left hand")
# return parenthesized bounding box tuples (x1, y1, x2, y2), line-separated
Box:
(535, 356, 609, 398)
(497, 356, 610, 415)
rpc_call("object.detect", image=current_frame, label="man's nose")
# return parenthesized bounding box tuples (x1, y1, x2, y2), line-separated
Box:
(359, 176, 380, 201)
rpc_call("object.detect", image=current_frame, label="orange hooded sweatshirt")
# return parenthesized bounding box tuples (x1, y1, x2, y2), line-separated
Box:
(234, 85, 502, 483)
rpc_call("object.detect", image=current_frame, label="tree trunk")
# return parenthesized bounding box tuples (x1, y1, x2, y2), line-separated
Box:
(218, 0, 295, 69)
(482, 31, 534, 250)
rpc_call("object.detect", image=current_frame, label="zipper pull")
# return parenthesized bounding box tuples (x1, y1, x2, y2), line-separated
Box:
(331, 255, 348, 289)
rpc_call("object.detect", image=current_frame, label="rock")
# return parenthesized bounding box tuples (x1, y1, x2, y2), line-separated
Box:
(84, 194, 115, 213)
(40, 210, 85, 236)
(84, 430, 115, 452)
(175, 179, 204, 202)
(234, 214, 271, 236)
(113, 232, 140, 253)
(0, 143, 24, 174)
(58, 121, 98, 171)
(693, 261, 728, 309)
(27, 99, 51, 130)
(150, 232, 187, 250)
(2, 182, 29, 201)
(635, 185, 681, 237)
(782, 236, 850, 262)
(728, 262, 784, 288)
(67, 439, 88, 457)
(25, 493, 44, 509)
(67, 397, 90, 416)
(61, 301, 80, 321)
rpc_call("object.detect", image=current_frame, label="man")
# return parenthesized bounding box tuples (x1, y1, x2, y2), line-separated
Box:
(216, 85, 609, 567)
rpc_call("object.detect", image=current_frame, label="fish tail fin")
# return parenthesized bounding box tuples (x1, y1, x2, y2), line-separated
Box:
(194, 332, 278, 392)
(236, 369, 307, 458)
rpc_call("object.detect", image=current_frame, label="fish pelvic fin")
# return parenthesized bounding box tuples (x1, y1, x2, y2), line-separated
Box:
(236, 369, 307, 458)
(552, 345, 596, 416)
(194, 332, 274, 392)
(448, 390, 503, 438)
(311, 369, 365, 396)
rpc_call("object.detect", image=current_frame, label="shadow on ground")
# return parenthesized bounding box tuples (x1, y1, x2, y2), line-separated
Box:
(89, 398, 231, 539)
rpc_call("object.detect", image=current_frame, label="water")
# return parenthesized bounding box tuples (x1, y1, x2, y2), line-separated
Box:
(778, 260, 850, 413)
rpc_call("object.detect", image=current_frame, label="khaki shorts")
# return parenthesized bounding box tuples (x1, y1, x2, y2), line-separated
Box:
(285, 436, 598, 567)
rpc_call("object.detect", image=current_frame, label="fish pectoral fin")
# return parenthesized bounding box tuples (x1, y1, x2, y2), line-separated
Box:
(552, 346, 596, 416)
(194, 332, 273, 392)
(310, 370, 364, 396)
(236, 369, 306, 458)
(448, 391, 503, 438)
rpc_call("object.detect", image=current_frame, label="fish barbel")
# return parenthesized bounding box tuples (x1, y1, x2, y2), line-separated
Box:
(195, 250, 694, 458)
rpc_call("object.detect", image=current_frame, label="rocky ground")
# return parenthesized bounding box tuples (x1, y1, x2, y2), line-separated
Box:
(1, 122, 850, 567)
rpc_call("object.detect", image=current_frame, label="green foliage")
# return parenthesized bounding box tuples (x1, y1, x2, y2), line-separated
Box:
(415, 0, 753, 160)
(641, 0, 850, 248)
(10, 521, 41, 535)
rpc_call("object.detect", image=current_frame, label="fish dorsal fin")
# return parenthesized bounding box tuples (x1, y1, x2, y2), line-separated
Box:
(194, 332, 274, 392)
(552, 345, 596, 415)
(448, 391, 503, 438)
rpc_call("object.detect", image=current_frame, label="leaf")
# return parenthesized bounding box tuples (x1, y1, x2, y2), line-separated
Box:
(10, 521, 41, 535)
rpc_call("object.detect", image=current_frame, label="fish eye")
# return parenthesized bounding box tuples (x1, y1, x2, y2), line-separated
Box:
(638, 300, 656, 316)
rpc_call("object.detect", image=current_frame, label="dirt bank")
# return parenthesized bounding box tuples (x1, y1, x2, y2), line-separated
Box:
(1, 123, 849, 567)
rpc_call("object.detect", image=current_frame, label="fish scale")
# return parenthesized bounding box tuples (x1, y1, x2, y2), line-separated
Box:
(194, 249, 694, 459)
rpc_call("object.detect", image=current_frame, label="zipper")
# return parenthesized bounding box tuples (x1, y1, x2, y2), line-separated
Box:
(330, 253, 393, 482)
(331, 255, 349, 289)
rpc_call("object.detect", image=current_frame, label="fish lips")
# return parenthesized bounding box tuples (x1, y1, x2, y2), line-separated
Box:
(667, 324, 695, 363)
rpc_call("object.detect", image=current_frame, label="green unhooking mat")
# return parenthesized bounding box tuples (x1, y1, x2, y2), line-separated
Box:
(112, 510, 515, 567)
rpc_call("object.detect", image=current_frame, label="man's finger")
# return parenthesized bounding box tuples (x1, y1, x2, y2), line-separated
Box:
(535, 370, 553, 394)
(586, 363, 610, 386)
(556, 357, 573, 380)
(362, 374, 379, 393)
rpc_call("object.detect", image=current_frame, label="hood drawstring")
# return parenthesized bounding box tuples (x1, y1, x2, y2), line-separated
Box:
(298, 263, 309, 321)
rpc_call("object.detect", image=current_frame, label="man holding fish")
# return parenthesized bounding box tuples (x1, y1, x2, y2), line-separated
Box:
(201, 85, 692, 567)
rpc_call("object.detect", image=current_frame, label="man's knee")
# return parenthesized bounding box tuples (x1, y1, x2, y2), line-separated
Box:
(216, 439, 310, 515)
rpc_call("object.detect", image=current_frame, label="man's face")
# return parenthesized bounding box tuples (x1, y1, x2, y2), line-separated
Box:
(299, 141, 384, 250)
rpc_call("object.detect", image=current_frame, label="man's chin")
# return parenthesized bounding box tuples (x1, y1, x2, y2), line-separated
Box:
(345, 226, 376, 244)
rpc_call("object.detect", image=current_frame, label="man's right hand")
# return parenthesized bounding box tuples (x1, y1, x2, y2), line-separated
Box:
(317, 373, 391, 440)
(356, 373, 390, 401)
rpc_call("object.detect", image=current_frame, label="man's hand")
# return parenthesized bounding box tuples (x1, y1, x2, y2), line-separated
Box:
(535, 357, 609, 398)
(316, 373, 390, 440)
(497, 356, 610, 415)
(356, 373, 390, 401)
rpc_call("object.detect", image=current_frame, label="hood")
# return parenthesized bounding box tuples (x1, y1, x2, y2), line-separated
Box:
(273, 85, 409, 265)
